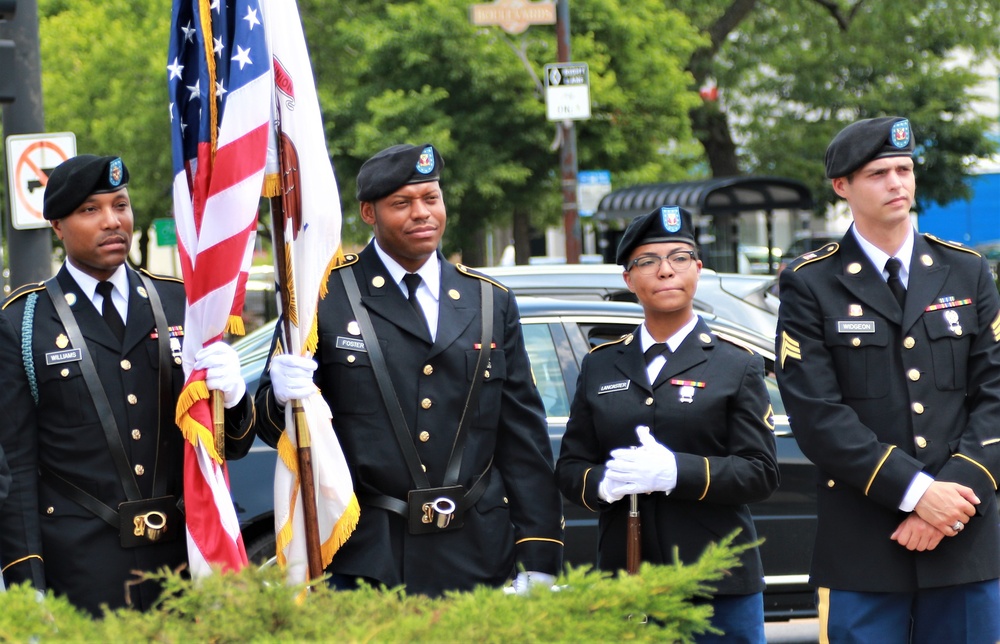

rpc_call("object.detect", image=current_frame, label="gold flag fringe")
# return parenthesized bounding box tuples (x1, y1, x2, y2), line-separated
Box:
(175, 380, 223, 464)
(284, 243, 298, 327)
(262, 173, 282, 198)
(225, 314, 245, 336)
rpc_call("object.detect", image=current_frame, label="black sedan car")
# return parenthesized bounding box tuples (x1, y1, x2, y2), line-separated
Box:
(227, 298, 817, 620)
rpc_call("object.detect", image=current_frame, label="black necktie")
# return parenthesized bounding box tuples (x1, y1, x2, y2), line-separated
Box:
(644, 342, 671, 366)
(402, 273, 430, 334)
(96, 281, 125, 343)
(885, 258, 906, 308)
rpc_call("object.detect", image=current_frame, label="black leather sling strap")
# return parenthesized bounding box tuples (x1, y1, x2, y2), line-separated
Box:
(41, 273, 173, 527)
(340, 268, 493, 516)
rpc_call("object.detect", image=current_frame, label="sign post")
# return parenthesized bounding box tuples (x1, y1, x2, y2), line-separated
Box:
(543, 63, 591, 122)
(5, 132, 76, 230)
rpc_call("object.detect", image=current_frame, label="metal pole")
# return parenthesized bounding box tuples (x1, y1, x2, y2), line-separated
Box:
(1, 0, 53, 289)
(556, 0, 581, 264)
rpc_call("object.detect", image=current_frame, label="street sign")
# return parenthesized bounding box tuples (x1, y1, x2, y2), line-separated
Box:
(544, 62, 591, 121)
(152, 217, 177, 247)
(469, 0, 556, 35)
(5, 132, 76, 230)
(577, 170, 611, 217)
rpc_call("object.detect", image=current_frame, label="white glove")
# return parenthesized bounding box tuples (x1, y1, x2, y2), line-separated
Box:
(513, 571, 556, 595)
(195, 342, 247, 409)
(598, 476, 632, 503)
(269, 353, 318, 405)
(603, 425, 677, 495)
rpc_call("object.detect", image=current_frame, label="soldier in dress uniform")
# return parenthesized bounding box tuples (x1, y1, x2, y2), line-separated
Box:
(776, 117, 1000, 642)
(253, 144, 563, 596)
(0, 155, 255, 616)
(555, 206, 779, 643)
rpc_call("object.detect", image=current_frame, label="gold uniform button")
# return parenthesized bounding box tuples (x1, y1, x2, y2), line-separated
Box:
(134, 464, 145, 476)
(912, 402, 925, 414)
(46, 506, 54, 514)
(120, 359, 132, 370)
(915, 436, 928, 449)
(827, 480, 836, 488)
(347, 355, 356, 363)
(174, 357, 182, 365)
(419, 431, 430, 443)
(128, 394, 138, 405)
(903, 337, 916, 349)
(60, 368, 70, 377)
(645, 397, 654, 406)
(847, 263, 862, 274)
(423, 365, 434, 376)
(851, 337, 861, 347)
(421, 398, 432, 410)
(421, 464, 427, 472)
(503, 496, 509, 504)
(908, 369, 920, 381)
(484, 370, 491, 379)
(131, 429, 141, 441)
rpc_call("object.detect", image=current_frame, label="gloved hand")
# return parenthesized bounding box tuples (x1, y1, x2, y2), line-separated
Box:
(603, 425, 677, 495)
(269, 353, 318, 405)
(598, 475, 632, 503)
(513, 571, 556, 596)
(195, 342, 247, 408)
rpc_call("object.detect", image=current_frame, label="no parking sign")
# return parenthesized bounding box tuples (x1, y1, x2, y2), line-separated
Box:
(5, 132, 76, 230)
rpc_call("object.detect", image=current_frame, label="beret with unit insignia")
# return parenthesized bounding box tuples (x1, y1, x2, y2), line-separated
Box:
(356, 144, 444, 202)
(825, 117, 914, 179)
(615, 205, 697, 267)
(43, 155, 130, 220)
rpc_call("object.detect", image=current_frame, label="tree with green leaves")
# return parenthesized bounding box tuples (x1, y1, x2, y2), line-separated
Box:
(302, 0, 704, 264)
(680, 0, 1000, 212)
(39, 0, 174, 267)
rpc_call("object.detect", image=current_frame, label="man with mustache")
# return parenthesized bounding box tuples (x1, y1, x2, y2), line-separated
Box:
(253, 143, 564, 596)
(0, 155, 255, 615)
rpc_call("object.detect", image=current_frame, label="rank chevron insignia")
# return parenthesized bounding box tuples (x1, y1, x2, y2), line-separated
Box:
(992, 310, 1000, 343)
(780, 330, 802, 368)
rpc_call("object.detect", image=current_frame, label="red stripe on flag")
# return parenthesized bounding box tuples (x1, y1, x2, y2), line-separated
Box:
(181, 220, 259, 304)
(207, 123, 271, 196)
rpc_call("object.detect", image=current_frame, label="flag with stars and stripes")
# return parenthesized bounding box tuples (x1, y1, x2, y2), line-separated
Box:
(167, 0, 271, 576)
(261, 0, 359, 586)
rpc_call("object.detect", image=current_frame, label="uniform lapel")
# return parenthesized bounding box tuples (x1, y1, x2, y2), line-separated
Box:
(55, 267, 121, 352)
(613, 328, 652, 395)
(652, 319, 711, 388)
(901, 235, 949, 333)
(356, 245, 432, 343)
(427, 261, 477, 360)
(834, 233, 902, 325)
(121, 268, 155, 354)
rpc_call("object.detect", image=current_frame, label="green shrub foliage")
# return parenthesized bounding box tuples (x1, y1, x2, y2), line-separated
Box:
(0, 535, 749, 642)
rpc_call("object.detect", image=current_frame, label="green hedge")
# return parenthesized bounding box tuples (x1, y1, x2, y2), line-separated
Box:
(0, 536, 749, 642)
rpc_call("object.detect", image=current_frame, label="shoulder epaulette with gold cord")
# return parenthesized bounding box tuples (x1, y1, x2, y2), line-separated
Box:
(590, 334, 629, 353)
(2, 282, 45, 310)
(790, 243, 839, 272)
(925, 233, 982, 257)
(332, 253, 360, 270)
(456, 264, 509, 292)
(714, 333, 755, 355)
(139, 267, 184, 284)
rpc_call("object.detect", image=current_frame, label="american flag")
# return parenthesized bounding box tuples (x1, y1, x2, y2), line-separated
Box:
(167, 0, 271, 575)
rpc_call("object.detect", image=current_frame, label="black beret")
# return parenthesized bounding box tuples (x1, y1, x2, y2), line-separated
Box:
(43, 155, 130, 220)
(356, 144, 444, 202)
(825, 117, 914, 178)
(615, 205, 697, 266)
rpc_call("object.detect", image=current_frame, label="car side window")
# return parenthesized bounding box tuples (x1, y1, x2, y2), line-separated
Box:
(521, 324, 571, 418)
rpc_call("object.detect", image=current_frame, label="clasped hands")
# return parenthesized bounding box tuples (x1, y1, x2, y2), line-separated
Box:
(598, 426, 677, 503)
(891, 481, 979, 552)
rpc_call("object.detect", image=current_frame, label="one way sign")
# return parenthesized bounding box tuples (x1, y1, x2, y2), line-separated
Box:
(5, 132, 76, 230)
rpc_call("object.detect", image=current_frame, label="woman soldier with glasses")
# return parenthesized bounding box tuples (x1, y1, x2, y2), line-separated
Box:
(556, 206, 779, 643)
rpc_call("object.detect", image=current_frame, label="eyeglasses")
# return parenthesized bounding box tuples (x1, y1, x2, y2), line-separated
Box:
(628, 250, 697, 275)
